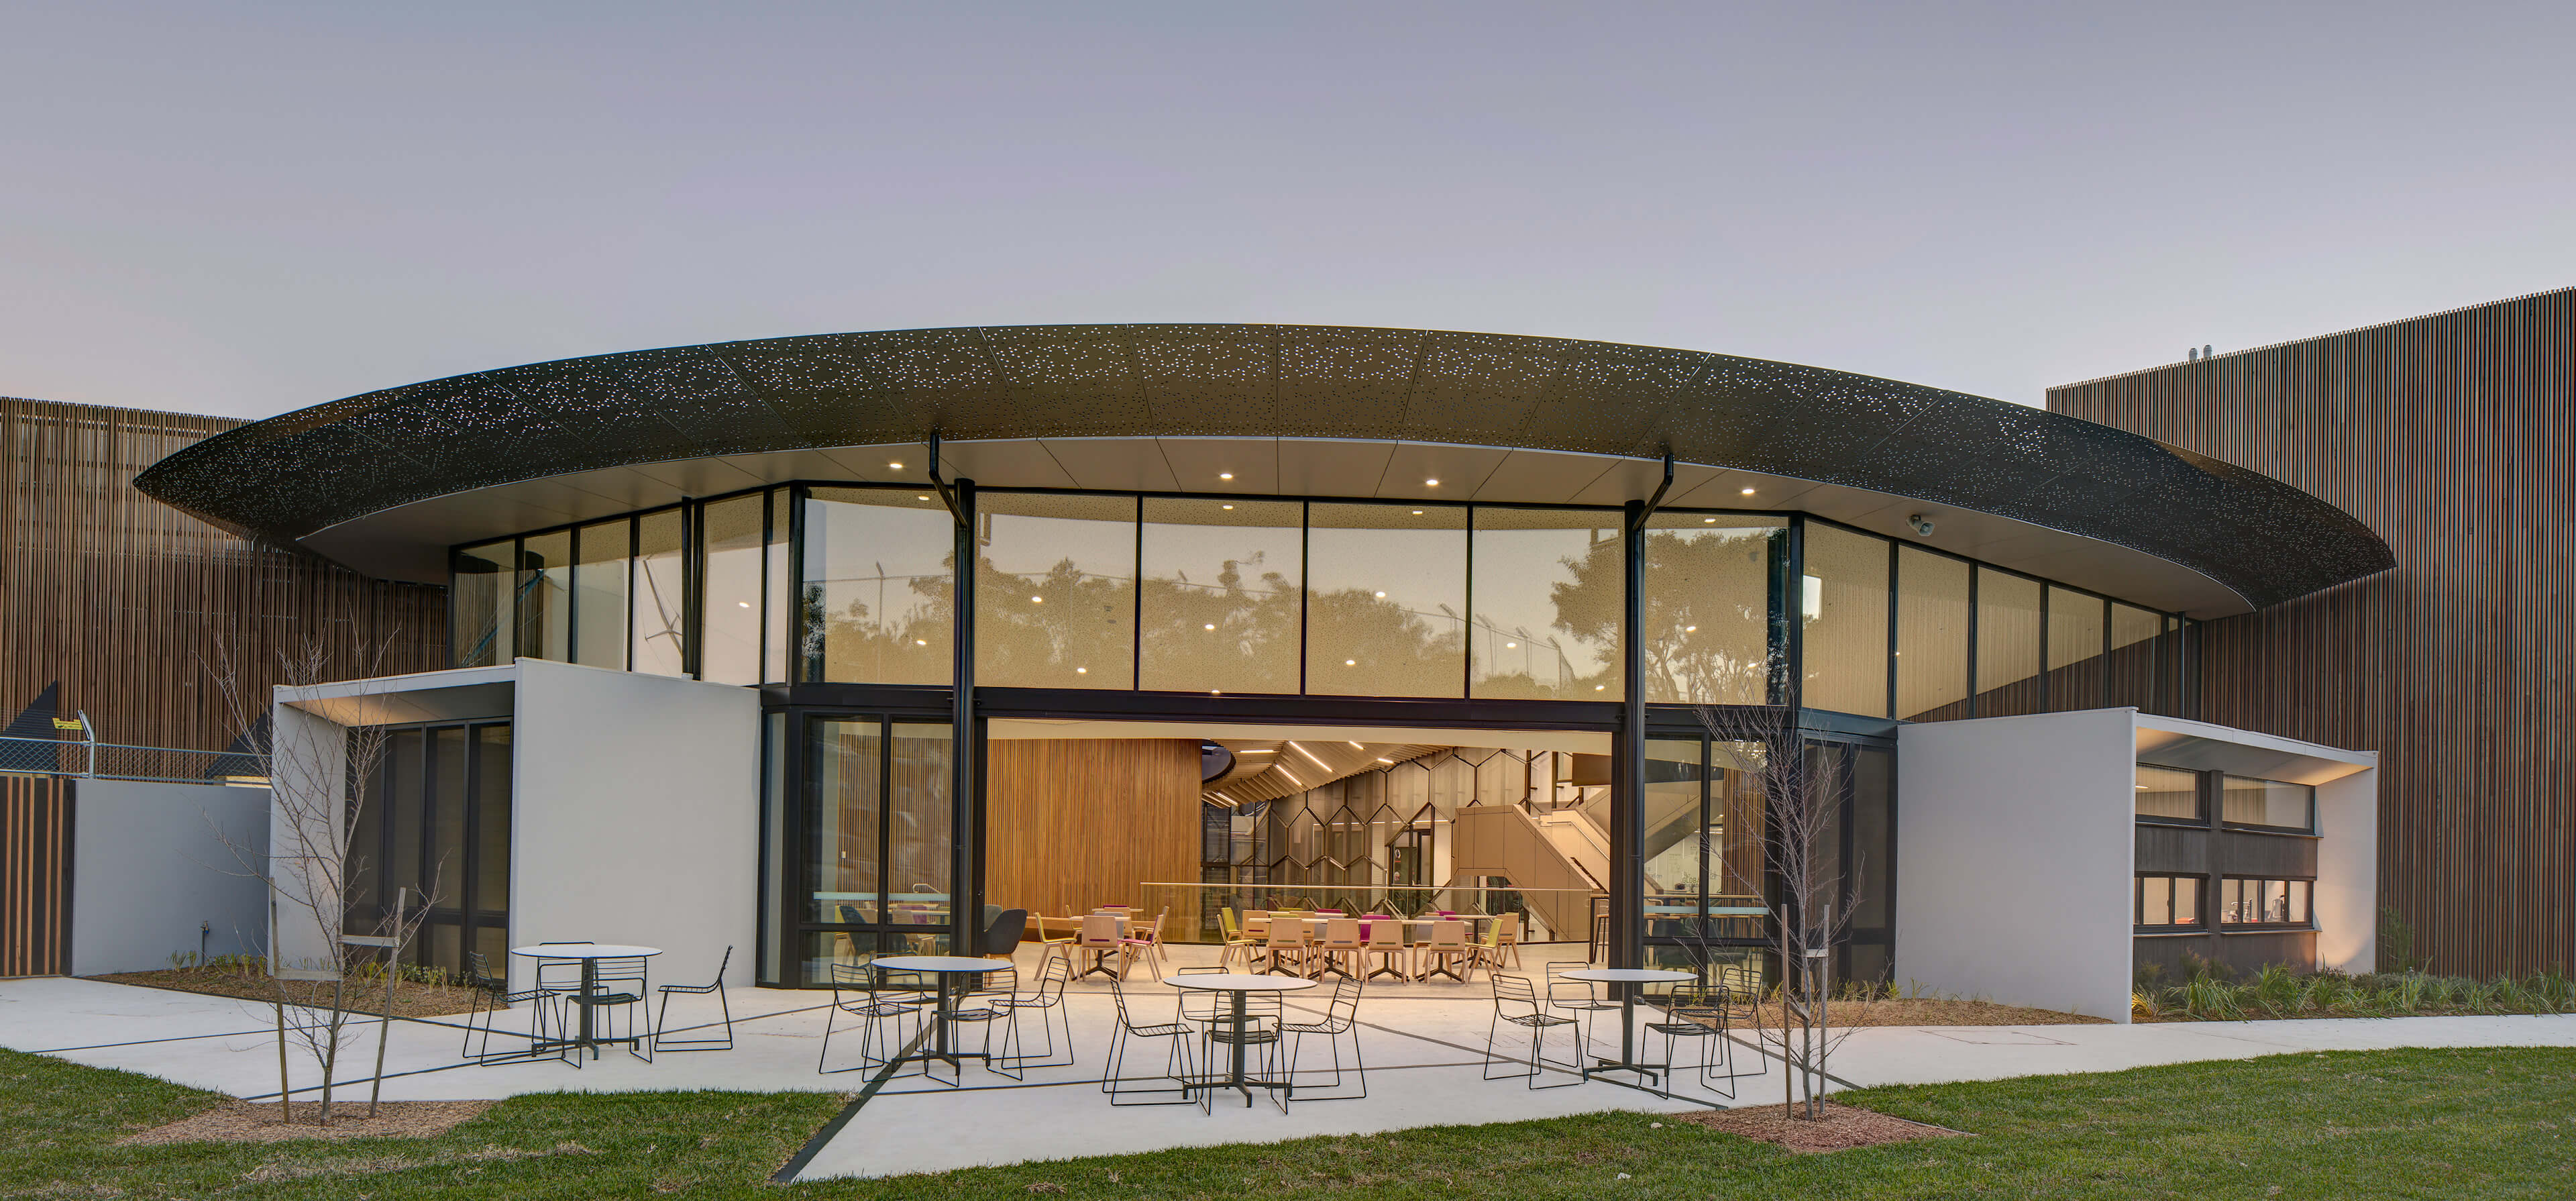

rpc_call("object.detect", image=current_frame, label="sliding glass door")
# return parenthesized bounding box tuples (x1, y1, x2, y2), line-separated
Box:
(791, 715, 954, 984)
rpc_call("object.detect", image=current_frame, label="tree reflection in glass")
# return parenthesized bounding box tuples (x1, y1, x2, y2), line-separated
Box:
(1140, 498, 1301, 694)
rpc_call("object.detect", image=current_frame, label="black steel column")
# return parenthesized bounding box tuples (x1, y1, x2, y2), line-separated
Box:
(949, 478, 979, 957)
(1613, 499, 1646, 970)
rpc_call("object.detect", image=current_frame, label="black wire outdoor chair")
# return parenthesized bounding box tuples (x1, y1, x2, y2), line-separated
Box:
(1642, 975, 1741, 1098)
(1484, 974, 1580, 1089)
(1281, 975, 1366, 1104)
(994, 946, 1077, 1072)
(460, 951, 564, 1065)
(818, 958, 932, 1076)
(1197, 988, 1287, 1114)
(1104, 975, 1197, 1106)
(651, 945, 734, 1053)
(564, 954, 653, 1065)
(1544, 960, 1623, 1055)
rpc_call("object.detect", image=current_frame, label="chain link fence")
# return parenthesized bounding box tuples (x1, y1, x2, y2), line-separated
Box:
(0, 734, 262, 784)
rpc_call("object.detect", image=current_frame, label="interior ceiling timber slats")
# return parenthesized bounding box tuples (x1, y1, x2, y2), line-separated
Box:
(1200, 739, 1444, 806)
(3, 397, 448, 755)
(2048, 286, 2575, 977)
(984, 738, 1200, 921)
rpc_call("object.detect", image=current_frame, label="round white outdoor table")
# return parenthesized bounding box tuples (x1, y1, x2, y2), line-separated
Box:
(510, 944, 661, 1057)
(1560, 968, 1693, 1087)
(1169, 974, 1319, 1107)
(873, 955, 1016, 1080)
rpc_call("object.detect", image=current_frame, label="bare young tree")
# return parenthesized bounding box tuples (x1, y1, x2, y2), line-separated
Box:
(205, 631, 438, 1125)
(1690, 705, 1876, 1119)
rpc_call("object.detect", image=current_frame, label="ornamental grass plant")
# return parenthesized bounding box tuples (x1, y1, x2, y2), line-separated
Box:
(2132, 956, 2576, 1022)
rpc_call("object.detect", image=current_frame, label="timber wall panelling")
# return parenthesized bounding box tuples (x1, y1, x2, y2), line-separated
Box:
(2049, 288, 2574, 976)
(983, 738, 1200, 927)
(3, 397, 448, 755)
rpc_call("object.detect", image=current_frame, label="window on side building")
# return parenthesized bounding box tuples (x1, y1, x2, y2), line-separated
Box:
(2221, 776, 2316, 833)
(2135, 764, 2202, 823)
(2136, 874, 2205, 929)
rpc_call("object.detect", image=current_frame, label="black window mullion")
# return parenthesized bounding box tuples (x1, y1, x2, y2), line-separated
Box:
(460, 722, 482, 953)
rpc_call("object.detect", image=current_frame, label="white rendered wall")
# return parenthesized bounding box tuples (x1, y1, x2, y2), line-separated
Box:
(266, 701, 347, 974)
(507, 659, 759, 992)
(2315, 767, 2379, 972)
(71, 780, 272, 975)
(1896, 709, 2137, 1023)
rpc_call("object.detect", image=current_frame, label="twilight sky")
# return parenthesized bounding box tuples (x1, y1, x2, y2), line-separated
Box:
(5, 3, 2573, 419)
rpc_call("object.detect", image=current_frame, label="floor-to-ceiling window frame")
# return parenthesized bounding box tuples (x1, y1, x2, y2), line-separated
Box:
(459, 480, 2202, 990)
(1634, 706, 1896, 989)
(760, 694, 962, 987)
(345, 719, 513, 980)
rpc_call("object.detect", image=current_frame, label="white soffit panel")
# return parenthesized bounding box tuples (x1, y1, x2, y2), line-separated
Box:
(1156, 437, 1279, 494)
(2134, 716, 2375, 785)
(1471, 449, 1618, 504)
(934, 439, 1079, 490)
(1278, 438, 1398, 498)
(1377, 441, 1508, 502)
(293, 436, 2255, 615)
(1034, 437, 1185, 492)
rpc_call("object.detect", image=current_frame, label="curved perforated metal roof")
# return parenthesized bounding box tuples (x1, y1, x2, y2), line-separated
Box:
(134, 323, 2390, 613)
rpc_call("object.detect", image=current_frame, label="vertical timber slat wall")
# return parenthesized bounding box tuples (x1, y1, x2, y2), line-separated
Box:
(2, 397, 448, 753)
(2049, 288, 2575, 976)
(0, 774, 72, 977)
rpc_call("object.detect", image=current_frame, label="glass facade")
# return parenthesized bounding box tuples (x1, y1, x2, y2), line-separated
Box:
(572, 519, 629, 669)
(699, 492, 767, 686)
(797, 715, 953, 984)
(1470, 507, 1621, 700)
(516, 529, 572, 664)
(1305, 502, 1468, 698)
(634, 507, 688, 677)
(1640, 513, 1784, 704)
(1801, 523, 1890, 717)
(1894, 546, 1970, 720)
(2046, 585, 2107, 709)
(977, 492, 1137, 688)
(453, 492, 2186, 722)
(802, 488, 953, 686)
(452, 540, 513, 668)
(442, 483, 2222, 992)
(1138, 497, 1302, 694)
(1975, 568, 2045, 717)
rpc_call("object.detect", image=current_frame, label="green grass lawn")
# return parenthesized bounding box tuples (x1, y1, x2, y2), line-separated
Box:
(5, 1045, 2573, 1199)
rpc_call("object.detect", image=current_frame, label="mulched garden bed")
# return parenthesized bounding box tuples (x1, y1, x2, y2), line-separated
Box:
(117, 1099, 494, 1145)
(89, 968, 482, 1019)
(1674, 1102, 1970, 1153)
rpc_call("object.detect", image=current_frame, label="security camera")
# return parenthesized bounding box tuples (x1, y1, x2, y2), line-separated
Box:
(1907, 514, 1935, 537)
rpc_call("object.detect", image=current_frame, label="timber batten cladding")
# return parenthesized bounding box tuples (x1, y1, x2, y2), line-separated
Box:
(3, 397, 449, 755)
(0, 774, 72, 978)
(2050, 288, 2575, 976)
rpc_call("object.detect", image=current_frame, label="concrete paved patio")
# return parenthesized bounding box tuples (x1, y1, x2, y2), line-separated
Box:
(7, 945, 2576, 1181)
